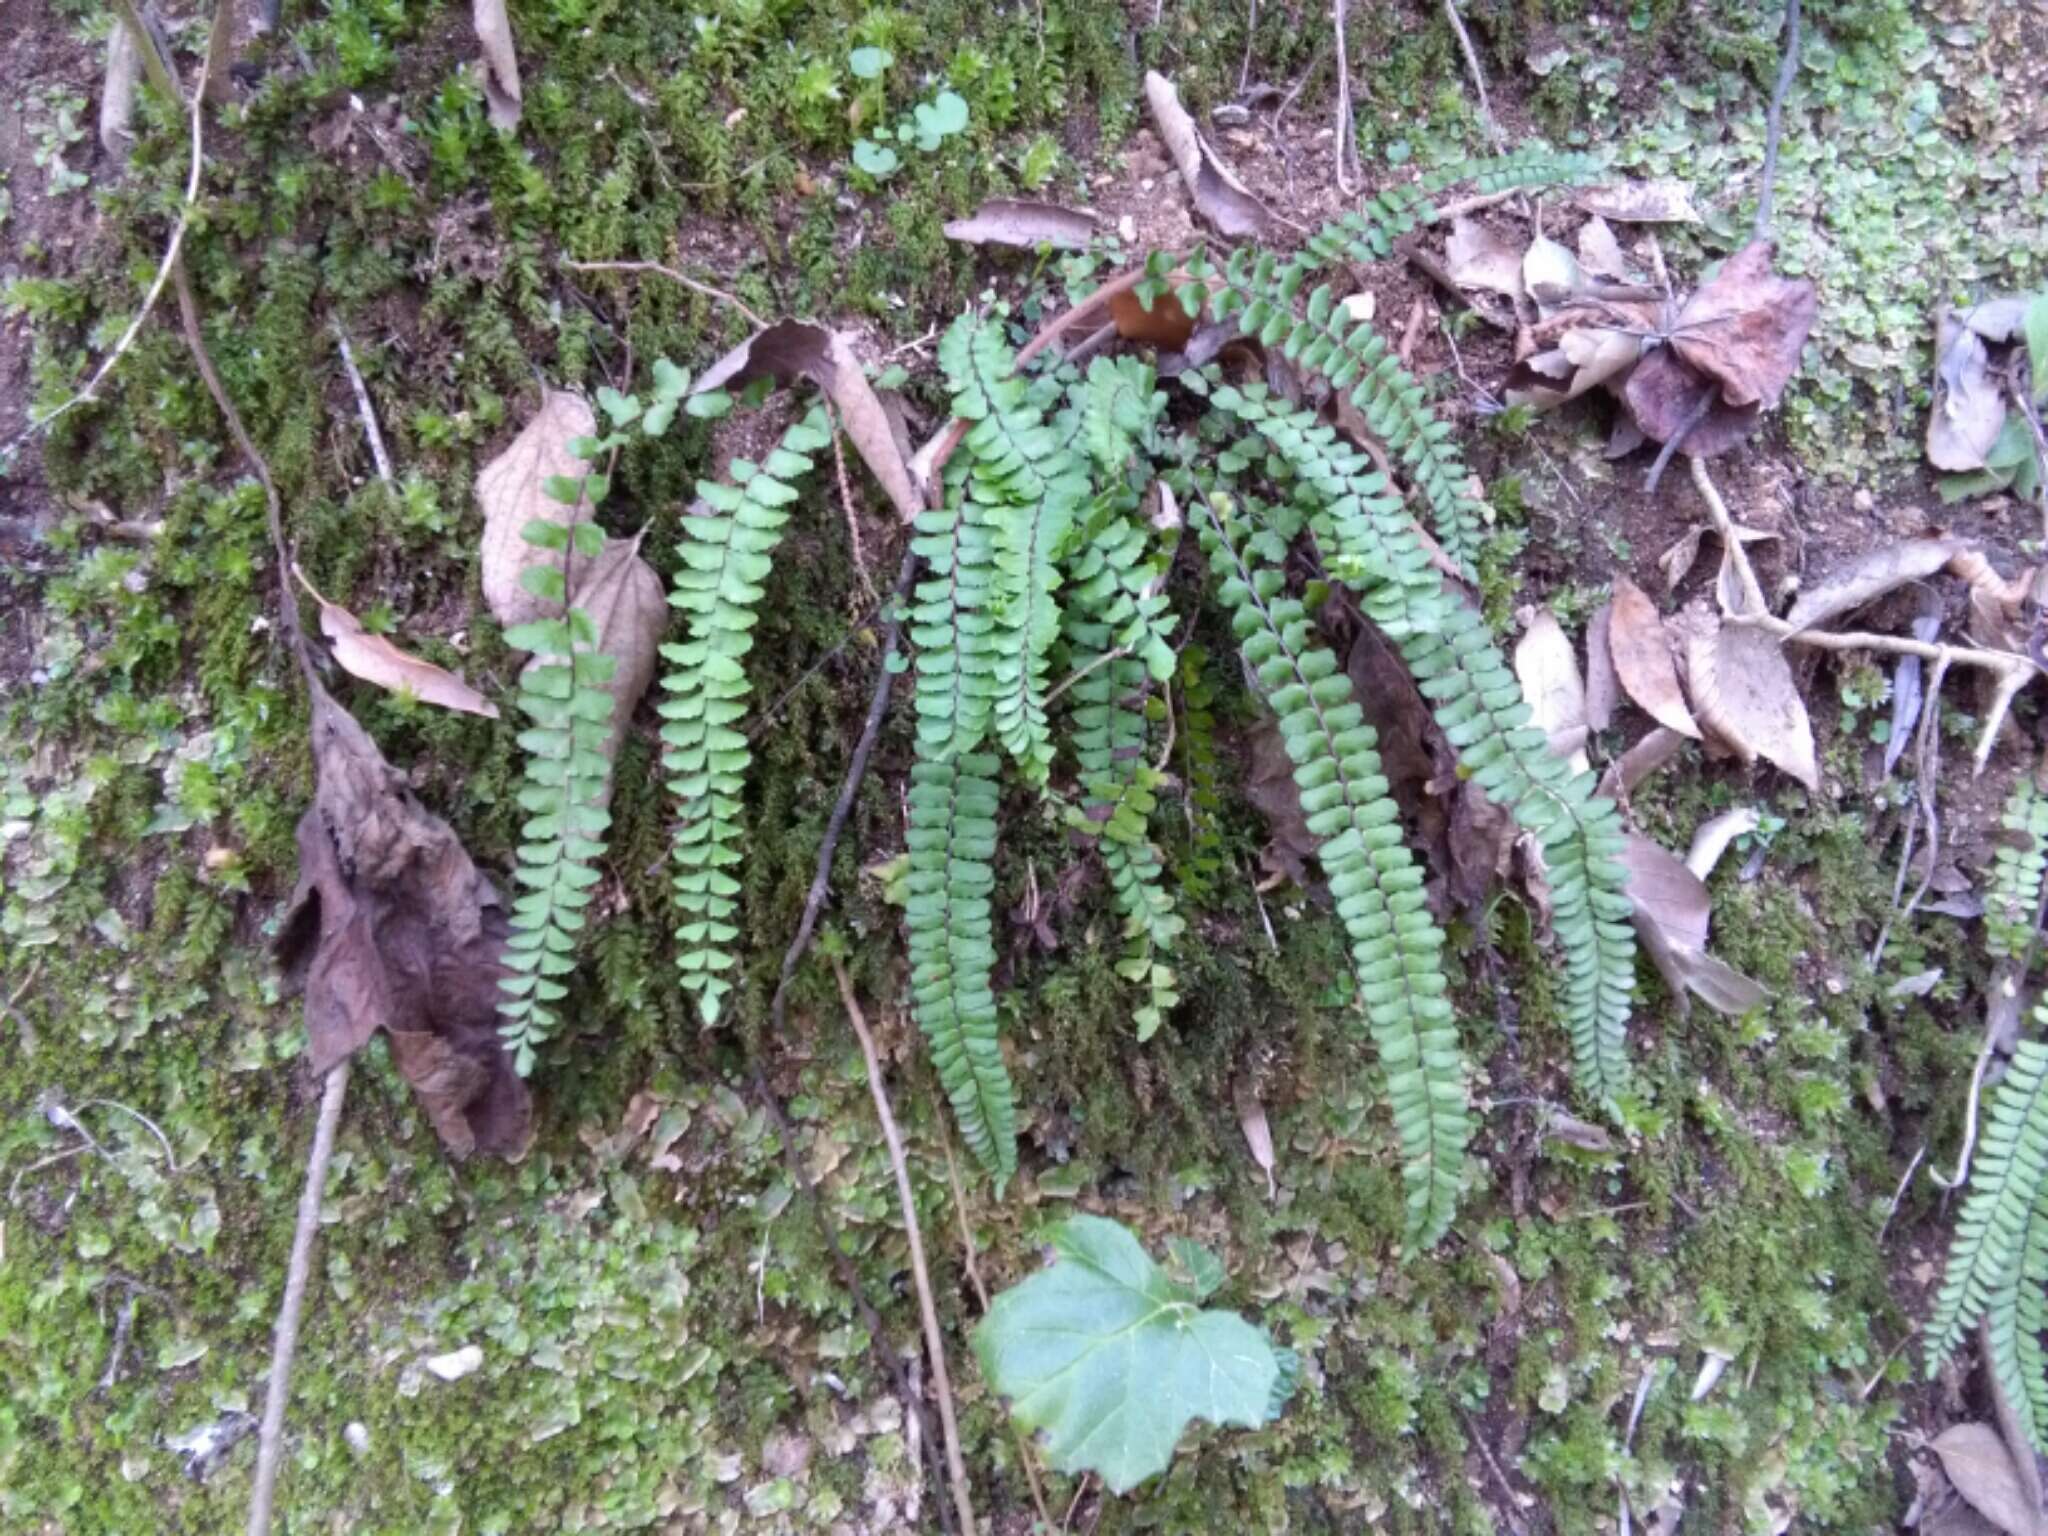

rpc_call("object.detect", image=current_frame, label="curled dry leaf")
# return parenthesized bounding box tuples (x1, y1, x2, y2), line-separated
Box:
(1522, 235, 1583, 309)
(1142, 71, 1273, 239)
(1584, 602, 1619, 732)
(1600, 726, 1689, 799)
(1885, 613, 1943, 778)
(943, 199, 1097, 251)
(1233, 1080, 1278, 1199)
(1506, 325, 1644, 409)
(553, 532, 665, 775)
(472, 0, 522, 131)
(1606, 575, 1700, 738)
(274, 686, 532, 1157)
(1108, 286, 1198, 351)
(1576, 179, 1702, 224)
(1514, 607, 1589, 766)
(1685, 807, 1760, 882)
(1783, 537, 1962, 633)
(1672, 603, 1819, 791)
(478, 392, 602, 629)
(695, 319, 922, 522)
(1576, 216, 1630, 281)
(1445, 217, 1525, 301)
(1931, 1422, 2041, 1536)
(1655, 522, 1776, 591)
(296, 567, 497, 718)
(1952, 551, 2040, 655)
(1622, 833, 1770, 1017)
(1928, 315, 2010, 472)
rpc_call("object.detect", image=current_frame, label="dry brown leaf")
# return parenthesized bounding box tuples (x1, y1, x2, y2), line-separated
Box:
(1784, 537, 1962, 633)
(1584, 602, 1619, 732)
(942, 199, 1097, 250)
(694, 320, 922, 522)
(1952, 551, 2038, 654)
(556, 533, 665, 773)
(1514, 607, 1589, 765)
(1576, 180, 1702, 224)
(1233, 1081, 1278, 1199)
(1932, 1423, 2041, 1536)
(1673, 603, 1819, 790)
(1505, 326, 1643, 409)
(1576, 216, 1630, 280)
(1245, 720, 1315, 885)
(473, 0, 522, 131)
(1108, 286, 1197, 351)
(1622, 833, 1770, 1017)
(1522, 235, 1582, 309)
(1623, 344, 1762, 455)
(1445, 217, 1525, 300)
(478, 392, 602, 630)
(1142, 71, 1273, 239)
(1607, 576, 1701, 738)
(1543, 1108, 1616, 1153)
(100, 19, 141, 160)
(274, 686, 531, 1158)
(1600, 726, 1689, 799)
(1929, 314, 2010, 472)
(296, 567, 497, 718)
(1667, 241, 1818, 411)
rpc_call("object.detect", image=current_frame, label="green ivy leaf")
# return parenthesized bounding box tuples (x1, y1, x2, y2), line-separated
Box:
(849, 45, 891, 79)
(972, 1215, 1280, 1493)
(852, 139, 900, 177)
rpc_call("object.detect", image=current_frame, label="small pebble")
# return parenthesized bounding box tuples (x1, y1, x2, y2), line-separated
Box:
(1117, 215, 1137, 243)
(345, 1422, 371, 1456)
(423, 1344, 483, 1383)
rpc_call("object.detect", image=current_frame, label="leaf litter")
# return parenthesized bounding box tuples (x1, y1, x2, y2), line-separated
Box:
(293, 566, 497, 718)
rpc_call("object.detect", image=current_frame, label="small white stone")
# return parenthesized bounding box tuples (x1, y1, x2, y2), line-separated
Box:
(423, 1344, 483, 1383)
(1117, 214, 1138, 243)
(1341, 292, 1377, 322)
(345, 1422, 371, 1456)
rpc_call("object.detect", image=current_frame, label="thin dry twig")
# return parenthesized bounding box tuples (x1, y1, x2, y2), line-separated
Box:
(829, 957, 977, 1536)
(558, 259, 767, 329)
(1457, 1406, 1529, 1536)
(1441, 0, 1504, 151)
(332, 326, 394, 486)
(1753, 0, 1802, 243)
(825, 403, 878, 604)
(246, 1060, 350, 1536)
(1331, 0, 1361, 195)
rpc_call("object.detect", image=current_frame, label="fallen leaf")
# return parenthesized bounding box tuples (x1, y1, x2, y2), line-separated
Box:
(1234, 1081, 1277, 1199)
(1543, 1108, 1615, 1153)
(1142, 71, 1273, 238)
(1932, 1423, 2040, 1536)
(554, 532, 665, 776)
(1347, 624, 1441, 809)
(1522, 235, 1583, 308)
(694, 320, 922, 522)
(943, 199, 1097, 250)
(1686, 807, 1759, 881)
(1623, 833, 1770, 1016)
(1959, 297, 2038, 346)
(274, 686, 532, 1157)
(1672, 603, 1819, 790)
(1784, 538, 1961, 633)
(1576, 180, 1702, 224)
(1888, 968, 1944, 1000)
(1607, 575, 1701, 738)
(1514, 607, 1589, 765)
(100, 19, 141, 160)
(1506, 326, 1643, 408)
(1576, 216, 1630, 280)
(296, 567, 497, 718)
(472, 0, 522, 130)
(1951, 551, 2037, 655)
(1983, 1314, 2048, 1527)
(1584, 602, 1619, 732)
(1659, 527, 1706, 591)
(1600, 726, 1689, 799)
(1245, 720, 1314, 884)
(1929, 315, 2011, 472)
(1108, 286, 1197, 351)
(478, 392, 604, 630)
(1623, 344, 1763, 455)
(1445, 217, 1525, 301)
(1666, 241, 1818, 411)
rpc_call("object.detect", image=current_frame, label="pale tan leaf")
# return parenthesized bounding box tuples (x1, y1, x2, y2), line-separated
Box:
(1576, 215, 1630, 279)
(694, 321, 922, 522)
(1514, 608, 1588, 765)
(943, 199, 1097, 250)
(1686, 807, 1760, 882)
(1785, 538, 1963, 633)
(1583, 602, 1618, 732)
(1543, 1108, 1615, 1153)
(562, 532, 665, 775)
(1575, 179, 1702, 224)
(1142, 71, 1273, 239)
(1622, 833, 1769, 1016)
(1522, 234, 1582, 308)
(477, 392, 601, 630)
(1929, 316, 2010, 472)
(1233, 1081, 1277, 1199)
(1659, 526, 1706, 590)
(100, 20, 140, 160)
(1932, 1423, 2041, 1536)
(1951, 551, 2038, 654)
(1599, 726, 1689, 799)
(296, 567, 497, 718)
(473, 0, 522, 130)
(1674, 603, 1819, 790)
(1607, 575, 1701, 738)
(1445, 217, 1525, 300)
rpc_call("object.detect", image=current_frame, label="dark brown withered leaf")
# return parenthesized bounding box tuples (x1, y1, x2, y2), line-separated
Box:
(274, 684, 532, 1158)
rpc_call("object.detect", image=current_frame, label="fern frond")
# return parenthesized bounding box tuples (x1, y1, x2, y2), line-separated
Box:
(659, 405, 831, 1025)
(1194, 485, 1466, 1247)
(1203, 378, 1636, 1109)
(1988, 775, 2048, 960)
(1926, 1038, 2048, 1375)
(950, 314, 1090, 787)
(1190, 249, 1490, 576)
(1297, 147, 1605, 269)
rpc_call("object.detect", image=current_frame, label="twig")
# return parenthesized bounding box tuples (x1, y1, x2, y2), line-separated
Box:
(1690, 457, 2037, 770)
(558, 259, 766, 330)
(1752, 0, 1802, 243)
(829, 958, 977, 1536)
(1441, 0, 1504, 151)
(1430, 185, 1532, 223)
(825, 404, 878, 605)
(96, 1290, 139, 1393)
(1331, 0, 1360, 195)
(332, 326, 394, 486)
(1643, 389, 1714, 496)
(1063, 1473, 1093, 1533)
(1457, 1406, 1528, 1536)
(1238, 0, 1257, 94)
(1931, 1035, 1994, 1192)
(1877, 1144, 1925, 1242)
(68, 1097, 182, 1172)
(246, 1060, 350, 1536)
(1045, 645, 1129, 709)
(0, 10, 211, 462)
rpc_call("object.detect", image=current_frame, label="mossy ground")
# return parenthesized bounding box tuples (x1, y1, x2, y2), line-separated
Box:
(1, 0, 2041, 1529)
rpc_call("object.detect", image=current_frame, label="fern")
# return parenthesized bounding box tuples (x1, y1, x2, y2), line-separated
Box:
(1989, 774, 2048, 960)
(498, 443, 622, 1075)
(659, 405, 832, 1025)
(1193, 482, 1467, 1246)
(1197, 375, 1636, 1109)
(1926, 1036, 2048, 1410)
(1296, 147, 1605, 269)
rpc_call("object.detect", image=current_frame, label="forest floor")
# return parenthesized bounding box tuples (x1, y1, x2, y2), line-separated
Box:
(3, 0, 2048, 1532)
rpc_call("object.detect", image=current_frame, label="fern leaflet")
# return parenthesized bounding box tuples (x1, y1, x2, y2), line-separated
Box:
(1989, 774, 2048, 960)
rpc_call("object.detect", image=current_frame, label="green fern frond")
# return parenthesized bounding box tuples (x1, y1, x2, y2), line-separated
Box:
(659, 405, 832, 1026)
(1926, 1037, 2048, 1376)
(1297, 147, 1605, 269)
(1202, 378, 1636, 1109)
(498, 462, 621, 1076)
(1194, 485, 1467, 1247)
(1989, 775, 2048, 960)
(949, 313, 1090, 787)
